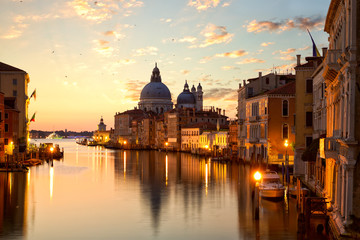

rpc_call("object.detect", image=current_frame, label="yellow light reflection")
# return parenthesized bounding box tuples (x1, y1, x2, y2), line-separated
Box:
(205, 163, 208, 195)
(165, 155, 168, 186)
(27, 169, 31, 188)
(50, 167, 54, 200)
(124, 151, 127, 179)
(9, 173, 12, 195)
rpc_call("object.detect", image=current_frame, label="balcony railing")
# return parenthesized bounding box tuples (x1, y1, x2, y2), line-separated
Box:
(325, 49, 342, 71)
(249, 116, 259, 122)
(248, 137, 259, 143)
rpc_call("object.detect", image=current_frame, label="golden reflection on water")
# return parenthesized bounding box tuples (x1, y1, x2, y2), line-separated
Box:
(49, 166, 54, 200)
(165, 155, 168, 186)
(205, 163, 208, 195)
(124, 151, 127, 179)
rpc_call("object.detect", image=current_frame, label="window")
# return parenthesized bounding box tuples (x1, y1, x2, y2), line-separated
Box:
(4, 139, 8, 146)
(13, 79, 17, 85)
(306, 111, 313, 127)
(266, 78, 269, 84)
(247, 87, 253, 98)
(305, 136, 313, 148)
(13, 90, 17, 97)
(306, 79, 313, 93)
(282, 124, 289, 139)
(282, 100, 289, 116)
(5, 113, 8, 119)
(5, 124, 8, 132)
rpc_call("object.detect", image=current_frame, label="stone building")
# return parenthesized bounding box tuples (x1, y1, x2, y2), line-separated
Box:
(93, 117, 111, 145)
(237, 72, 295, 161)
(0, 62, 30, 152)
(293, 55, 323, 175)
(312, 0, 360, 235)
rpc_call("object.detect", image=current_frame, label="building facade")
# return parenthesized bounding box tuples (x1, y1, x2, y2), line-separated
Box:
(0, 62, 30, 152)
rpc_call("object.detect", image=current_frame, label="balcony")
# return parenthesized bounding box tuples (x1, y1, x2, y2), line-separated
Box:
(333, 129, 342, 139)
(323, 49, 342, 82)
(324, 138, 338, 159)
(325, 49, 342, 71)
(249, 116, 259, 122)
(248, 137, 259, 143)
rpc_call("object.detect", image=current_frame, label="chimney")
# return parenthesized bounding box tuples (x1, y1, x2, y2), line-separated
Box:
(322, 47, 328, 58)
(239, 83, 242, 88)
(219, 108, 221, 115)
(223, 109, 225, 116)
(296, 55, 301, 66)
(259, 72, 262, 78)
(243, 80, 246, 86)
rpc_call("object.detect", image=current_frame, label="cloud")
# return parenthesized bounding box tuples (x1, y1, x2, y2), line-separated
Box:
(68, 0, 143, 22)
(160, 18, 172, 23)
(205, 88, 237, 102)
(123, 80, 148, 101)
(1, 14, 58, 39)
(178, 36, 197, 43)
(93, 39, 113, 56)
(198, 23, 233, 48)
(273, 48, 297, 61)
(222, 66, 240, 70)
(236, 58, 265, 64)
(188, 0, 221, 11)
(261, 42, 274, 47)
(133, 46, 158, 56)
(103, 30, 125, 39)
(181, 70, 190, 75)
(215, 49, 247, 58)
(245, 16, 325, 33)
(119, 59, 136, 65)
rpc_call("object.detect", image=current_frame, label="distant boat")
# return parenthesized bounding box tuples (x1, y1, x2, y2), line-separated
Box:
(46, 132, 63, 139)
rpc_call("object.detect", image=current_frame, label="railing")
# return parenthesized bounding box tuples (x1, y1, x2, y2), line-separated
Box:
(249, 116, 259, 122)
(248, 137, 259, 143)
(325, 49, 342, 70)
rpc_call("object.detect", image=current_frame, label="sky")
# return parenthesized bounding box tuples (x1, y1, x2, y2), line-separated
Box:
(1, 0, 331, 131)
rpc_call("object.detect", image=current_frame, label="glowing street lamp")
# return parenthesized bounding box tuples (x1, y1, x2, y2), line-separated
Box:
(253, 170, 261, 220)
(254, 171, 262, 182)
(284, 139, 289, 184)
(50, 147, 54, 166)
(165, 142, 169, 147)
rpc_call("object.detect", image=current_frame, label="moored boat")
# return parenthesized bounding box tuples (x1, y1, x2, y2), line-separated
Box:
(259, 170, 285, 200)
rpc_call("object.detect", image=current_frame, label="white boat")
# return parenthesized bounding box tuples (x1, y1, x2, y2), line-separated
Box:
(259, 170, 285, 200)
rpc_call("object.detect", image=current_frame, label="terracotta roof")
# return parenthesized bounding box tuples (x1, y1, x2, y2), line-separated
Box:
(0, 62, 26, 72)
(267, 81, 295, 95)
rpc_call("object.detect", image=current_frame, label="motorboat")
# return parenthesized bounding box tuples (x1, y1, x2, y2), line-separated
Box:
(259, 170, 285, 200)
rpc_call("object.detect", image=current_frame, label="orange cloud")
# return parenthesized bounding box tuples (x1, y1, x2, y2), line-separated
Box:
(215, 50, 247, 58)
(246, 16, 324, 33)
(199, 23, 233, 48)
(261, 42, 274, 47)
(236, 58, 265, 64)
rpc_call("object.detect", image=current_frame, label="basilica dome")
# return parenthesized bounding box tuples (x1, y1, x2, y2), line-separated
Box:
(138, 64, 173, 114)
(140, 82, 171, 100)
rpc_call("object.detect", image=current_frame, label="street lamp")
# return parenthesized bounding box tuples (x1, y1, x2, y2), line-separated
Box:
(165, 142, 169, 152)
(50, 147, 54, 167)
(284, 139, 289, 184)
(253, 171, 262, 220)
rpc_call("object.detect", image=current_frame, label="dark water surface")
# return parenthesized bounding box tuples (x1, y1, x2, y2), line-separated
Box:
(0, 139, 297, 240)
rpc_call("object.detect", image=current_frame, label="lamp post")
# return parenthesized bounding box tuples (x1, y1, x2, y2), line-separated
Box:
(254, 171, 262, 220)
(284, 139, 289, 185)
(50, 147, 54, 167)
(165, 142, 169, 152)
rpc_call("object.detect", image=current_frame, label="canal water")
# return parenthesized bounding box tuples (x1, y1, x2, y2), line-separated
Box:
(0, 139, 298, 240)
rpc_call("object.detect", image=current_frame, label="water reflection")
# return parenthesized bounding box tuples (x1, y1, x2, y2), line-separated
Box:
(0, 172, 27, 239)
(1, 140, 299, 239)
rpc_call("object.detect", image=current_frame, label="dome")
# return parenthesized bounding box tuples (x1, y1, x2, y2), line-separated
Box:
(177, 91, 196, 105)
(140, 82, 171, 100)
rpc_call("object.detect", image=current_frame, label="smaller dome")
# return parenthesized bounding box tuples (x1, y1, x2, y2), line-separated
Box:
(191, 85, 196, 92)
(177, 91, 196, 105)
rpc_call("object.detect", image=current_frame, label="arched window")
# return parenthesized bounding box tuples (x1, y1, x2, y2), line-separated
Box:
(282, 100, 289, 116)
(282, 124, 289, 139)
